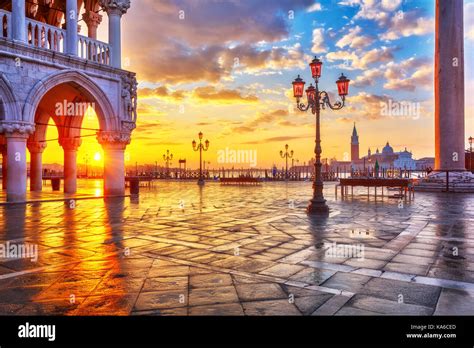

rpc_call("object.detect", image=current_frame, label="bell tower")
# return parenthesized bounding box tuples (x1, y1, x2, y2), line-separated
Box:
(351, 123, 359, 161)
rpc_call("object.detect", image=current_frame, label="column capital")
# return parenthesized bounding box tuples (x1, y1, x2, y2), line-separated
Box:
(99, 0, 131, 16)
(0, 121, 35, 138)
(97, 131, 130, 150)
(27, 141, 48, 154)
(82, 10, 103, 26)
(59, 137, 82, 151)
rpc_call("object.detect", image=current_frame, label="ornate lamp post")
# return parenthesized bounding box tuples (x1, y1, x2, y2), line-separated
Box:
(192, 132, 210, 186)
(292, 56, 350, 214)
(469, 136, 473, 172)
(280, 144, 294, 180)
(163, 150, 173, 178)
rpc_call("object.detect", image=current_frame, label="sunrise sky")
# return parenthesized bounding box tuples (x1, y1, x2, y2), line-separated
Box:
(40, 0, 474, 169)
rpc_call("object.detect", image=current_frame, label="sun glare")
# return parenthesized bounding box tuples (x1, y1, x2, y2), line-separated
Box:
(94, 152, 102, 162)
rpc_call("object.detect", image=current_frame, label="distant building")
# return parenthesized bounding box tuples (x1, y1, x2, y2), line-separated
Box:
(351, 123, 359, 161)
(331, 125, 418, 171)
(415, 157, 435, 171)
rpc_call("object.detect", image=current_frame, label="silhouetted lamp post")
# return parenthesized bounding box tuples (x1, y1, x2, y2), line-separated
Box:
(292, 56, 350, 214)
(280, 144, 294, 180)
(163, 150, 173, 178)
(192, 132, 210, 186)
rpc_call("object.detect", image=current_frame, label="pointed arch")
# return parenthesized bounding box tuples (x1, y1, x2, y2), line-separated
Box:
(23, 70, 119, 132)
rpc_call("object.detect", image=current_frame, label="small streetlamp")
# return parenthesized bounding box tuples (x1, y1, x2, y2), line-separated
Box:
(292, 56, 350, 214)
(83, 154, 89, 178)
(280, 144, 294, 180)
(469, 136, 473, 172)
(163, 150, 173, 178)
(192, 131, 210, 185)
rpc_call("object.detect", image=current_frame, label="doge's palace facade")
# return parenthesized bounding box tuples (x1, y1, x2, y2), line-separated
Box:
(0, 0, 136, 202)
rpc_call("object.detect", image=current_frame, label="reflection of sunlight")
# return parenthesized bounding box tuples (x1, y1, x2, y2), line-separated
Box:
(94, 180, 103, 196)
(94, 152, 102, 162)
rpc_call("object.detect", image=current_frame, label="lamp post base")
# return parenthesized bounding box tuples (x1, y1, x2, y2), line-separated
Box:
(307, 198, 329, 214)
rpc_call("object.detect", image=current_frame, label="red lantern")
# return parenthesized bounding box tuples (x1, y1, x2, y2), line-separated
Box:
(306, 84, 316, 103)
(205, 139, 210, 148)
(309, 57, 323, 79)
(192, 140, 197, 148)
(292, 75, 305, 98)
(198, 132, 203, 140)
(336, 73, 350, 96)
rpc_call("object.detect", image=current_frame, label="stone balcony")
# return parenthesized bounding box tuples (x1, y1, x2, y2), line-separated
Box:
(0, 8, 112, 67)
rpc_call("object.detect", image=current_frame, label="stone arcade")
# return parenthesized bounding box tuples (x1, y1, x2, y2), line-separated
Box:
(0, 0, 137, 202)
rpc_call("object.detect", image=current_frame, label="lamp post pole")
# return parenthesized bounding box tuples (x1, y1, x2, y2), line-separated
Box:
(192, 132, 210, 186)
(280, 144, 294, 180)
(163, 150, 173, 178)
(292, 57, 350, 214)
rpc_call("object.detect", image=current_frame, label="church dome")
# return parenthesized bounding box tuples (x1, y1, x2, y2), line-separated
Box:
(382, 142, 394, 155)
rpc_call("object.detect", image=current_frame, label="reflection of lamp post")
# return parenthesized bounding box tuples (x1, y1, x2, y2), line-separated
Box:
(292, 56, 350, 214)
(280, 144, 294, 180)
(163, 150, 173, 178)
(469, 136, 473, 172)
(192, 132, 210, 186)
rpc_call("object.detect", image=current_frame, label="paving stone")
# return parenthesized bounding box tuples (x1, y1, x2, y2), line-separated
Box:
(188, 286, 239, 306)
(134, 290, 188, 311)
(321, 272, 372, 293)
(359, 277, 441, 308)
(189, 273, 233, 288)
(335, 307, 380, 315)
(289, 267, 336, 285)
(383, 262, 430, 276)
(235, 283, 287, 301)
(294, 295, 333, 315)
(346, 294, 433, 315)
(259, 264, 305, 278)
(242, 299, 301, 316)
(434, 288, 474, 315)
(189, 303, 244, 316)
(142, 277, 188, 292)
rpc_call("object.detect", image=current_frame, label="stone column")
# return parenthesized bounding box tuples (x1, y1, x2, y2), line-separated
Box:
(66, 0, 78, 55)
(0, 122, 35, 202)
(82, 10, 103, 39)
(12, 0, 26, 42)
(434, 0, 465, 171)
(27, 141, 47, 192)
(60, 138, 81, 194)
(6, 134, 28, 202)
(98, 131, 130, 196)
(100, 0, 131, 68)
(0, 144, 6, 190)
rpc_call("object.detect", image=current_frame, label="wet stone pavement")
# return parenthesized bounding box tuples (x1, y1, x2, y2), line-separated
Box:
(0, 181, 473, 316)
